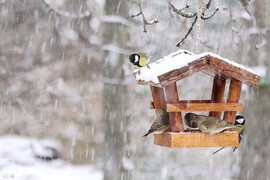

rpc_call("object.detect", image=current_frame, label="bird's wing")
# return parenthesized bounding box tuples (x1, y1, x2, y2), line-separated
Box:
(194, 115, 217, 124)
(138, 52, 147, 58)
(139, 52, 151, 59)
(200, 118, 219, 129)
(199, 118, 237, 133)
(198, 119, 218, 133)
(185, 113, 208, 128)
(150, 117, 165, 130)
(216, 120, 235, 128)
(161, 114, 170, 125)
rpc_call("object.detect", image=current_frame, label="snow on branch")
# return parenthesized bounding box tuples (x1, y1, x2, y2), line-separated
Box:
(169, 0, 219, 47)
(131, 0, 158, 33)
(169, 3, 195, 18)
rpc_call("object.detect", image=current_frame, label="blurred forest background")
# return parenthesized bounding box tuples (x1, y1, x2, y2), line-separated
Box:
(0, 0, 270, 179)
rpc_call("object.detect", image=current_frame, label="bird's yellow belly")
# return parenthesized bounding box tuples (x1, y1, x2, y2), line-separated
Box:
(139, 58, 150, 67)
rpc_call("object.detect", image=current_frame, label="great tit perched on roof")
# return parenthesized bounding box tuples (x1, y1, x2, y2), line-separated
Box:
(184, 113, 238, 134)
(143, 109, 170, 137)
(129, 53, 150, 70)
(213, 115, 246, 154)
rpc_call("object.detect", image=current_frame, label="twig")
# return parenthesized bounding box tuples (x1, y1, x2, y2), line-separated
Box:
(205, 0, 213, 9)
(201, 8, 219, 20)
(213, 147, 225, 154)
(131, 0, 158, 33)
(169, 3, 196, 18)
(170, 1, 219, 47)
(176, 16, 198, 47)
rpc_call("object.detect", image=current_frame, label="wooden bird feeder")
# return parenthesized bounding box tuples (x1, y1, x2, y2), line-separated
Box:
(133, 50, 260, 148)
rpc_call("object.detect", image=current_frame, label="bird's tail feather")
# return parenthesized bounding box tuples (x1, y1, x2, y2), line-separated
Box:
(213, 147, 225, 155)
(142, 131, 151, 137)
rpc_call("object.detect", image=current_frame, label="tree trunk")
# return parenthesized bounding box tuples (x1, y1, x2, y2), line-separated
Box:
(102, 0, 130, 179)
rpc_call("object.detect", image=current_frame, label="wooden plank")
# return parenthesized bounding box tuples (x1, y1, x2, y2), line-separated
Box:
(158, 57, 209, 87)
(223, 79, 242, 123)
(154, 131, 239, 148)
(209, 77, 226, 118)
(167, 102, 243, 112)
(150, 86, 166, 116)
(209, 57, 260, 87)
(164, 83, 183, 132)
(178, 100, 211, 103)
(150, 100, 211, 109)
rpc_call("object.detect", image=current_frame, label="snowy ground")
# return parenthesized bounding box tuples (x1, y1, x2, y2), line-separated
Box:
(0, 135, 103, 180)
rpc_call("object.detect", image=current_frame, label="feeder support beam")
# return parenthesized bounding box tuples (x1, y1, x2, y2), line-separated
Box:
(209, 77, 226, 118)
(223, 79, 242, 122)
(164, 83, 183, 132)
(150, 85, 166, 116)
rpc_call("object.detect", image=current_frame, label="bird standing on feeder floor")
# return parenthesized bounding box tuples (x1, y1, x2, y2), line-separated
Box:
(184, 112, 238, 134)
(184, 113, 213, 128)
(142, 109, 170, 137)
(129, 53, 151, 74)
(213, 115, 246, 155)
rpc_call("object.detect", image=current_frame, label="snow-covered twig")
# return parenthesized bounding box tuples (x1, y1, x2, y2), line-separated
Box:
(169, 3, 196, 18)
(131, 0, 158, 33)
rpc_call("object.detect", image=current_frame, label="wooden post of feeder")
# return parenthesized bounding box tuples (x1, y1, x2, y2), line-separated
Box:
(164, 82, 183, 132)
(223, 79, 242, 123)
(150, 85, 166, 116)
(209, 76, 226, 118)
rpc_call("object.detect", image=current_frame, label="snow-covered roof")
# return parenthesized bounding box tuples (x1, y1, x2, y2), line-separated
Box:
(133, 50, 260, 87)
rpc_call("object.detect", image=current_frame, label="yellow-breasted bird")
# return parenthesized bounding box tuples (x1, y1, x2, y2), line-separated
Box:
(129, 53, 150, 69)
(213, 115, 246, 154)
(143, 109, 170, 137)
(184, 113, 238, 134)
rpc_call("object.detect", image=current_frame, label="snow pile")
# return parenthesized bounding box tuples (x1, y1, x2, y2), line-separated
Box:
(134, 50, 260, 84)
(0, 135, 103, 180)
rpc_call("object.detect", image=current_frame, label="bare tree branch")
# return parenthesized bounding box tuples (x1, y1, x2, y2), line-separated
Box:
(201, 8, 219, 20)
(169, 3, 196, 18)
(131, 0, 158, 33)
(205, 0, 213, 9)
(170, 1, 219, 47)
(176, 16, 198, 47)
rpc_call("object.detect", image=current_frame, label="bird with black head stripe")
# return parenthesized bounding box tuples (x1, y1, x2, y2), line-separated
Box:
(213, 115, 246, 154)
(129, 53, 150, 74)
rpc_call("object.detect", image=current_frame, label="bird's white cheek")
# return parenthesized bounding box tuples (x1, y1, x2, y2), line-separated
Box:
(237, 118, 245, 124)
(134, 55, 139, 63)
